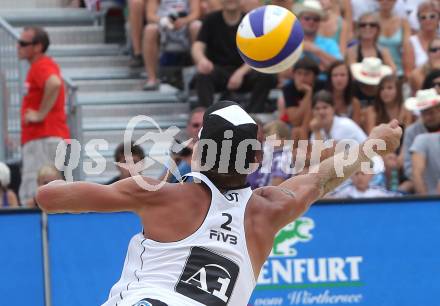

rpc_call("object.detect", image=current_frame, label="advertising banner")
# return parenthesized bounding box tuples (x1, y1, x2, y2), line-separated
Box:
(48, 212, 141, 306)
(249, 199, 440, 306)
(0, 211, 44, 306)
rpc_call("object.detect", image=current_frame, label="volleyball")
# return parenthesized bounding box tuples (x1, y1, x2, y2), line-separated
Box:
(236, 5, 304, 74)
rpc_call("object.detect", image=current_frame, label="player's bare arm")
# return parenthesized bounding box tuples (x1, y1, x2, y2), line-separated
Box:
(36, 175, 169, 214)
(244, 121, 402, 274)
(256, 120, 402, 232)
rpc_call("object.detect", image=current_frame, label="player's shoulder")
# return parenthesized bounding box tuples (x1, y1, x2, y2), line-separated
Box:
(115, 175, 201, 203)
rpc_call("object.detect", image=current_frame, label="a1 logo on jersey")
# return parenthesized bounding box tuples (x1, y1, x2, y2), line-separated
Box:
(176, 247, 239, 306)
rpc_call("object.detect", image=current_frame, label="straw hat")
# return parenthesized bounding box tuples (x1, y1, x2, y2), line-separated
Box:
(293, 0, 326, 18)
(350, 57, 393, 85)
(0, 162, 10, 188)
(405, 88, 440, 112)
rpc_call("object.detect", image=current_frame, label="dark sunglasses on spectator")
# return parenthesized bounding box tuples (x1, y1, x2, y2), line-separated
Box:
(429, 47, 440, 53)
(18, 40, 35, 47)
(359, 22, 379, 28)
(191, 123, 201, 128)
(419, 13, 437, 21)
(302, 16, 320, 22)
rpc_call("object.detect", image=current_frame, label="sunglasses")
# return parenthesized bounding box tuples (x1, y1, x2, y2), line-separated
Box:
(429, 47, 440, 53)
(302, 16, 320, 22)
(359, 22, 379, 28)
(419, 13, 437, 21)
(18, 40, 35, 47)
(191, 123, 201, 128)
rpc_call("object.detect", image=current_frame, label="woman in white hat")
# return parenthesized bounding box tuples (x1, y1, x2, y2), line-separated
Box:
(347, 12, 396, 72)
(0, 162, 19, 208)
(351, 57, 393, 109)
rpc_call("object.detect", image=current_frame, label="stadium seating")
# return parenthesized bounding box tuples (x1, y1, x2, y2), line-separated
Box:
(0, 5, 189, 182)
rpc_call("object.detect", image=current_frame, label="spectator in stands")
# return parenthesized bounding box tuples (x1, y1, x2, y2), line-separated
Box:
(159, 107, 204, 182)
(346, 13, 396, 74)
(271, 0, 293, 10)
(186, 106, 205, 141)
(200, 0, 222, 16)
(280, 57, 323, 128)
(309, 90, 367, 143)
(106, 142, 145, 184)
(0, 162, 19, 208)
(293, 0, 342, 73)
(328, 170, 400, 198)
(318, 0, 349, 54)
(166, 132, 194, 183)
(143, 0, 201, 90)
(351, 57, 393, 108)
(371, 151, 412, 192)
(409, 37, 440, 94)
(246, 117, 265, 189)
(406, 0, 438, 34)
(409, 2, 439, 69)
(261, 120, 292, 186)
(27, 165, 62, 207)
(36, 165, 63, 188)
(191, 0, 277, 112)
(377, 0, 413, 78)
(240, 0, 260, 12)
(350, 0, 377, 21)
(422, 69, 440, 93)
(410, 132, 440, 195)
(128, 0, 147, 67)
(326, 61, 362, 125)
(247, 118, 295, 188)
(365, 75, 413, 133)
(17, 26, 70, 205)
(163, 107, 205, 182)
(402, 88, 440, 179)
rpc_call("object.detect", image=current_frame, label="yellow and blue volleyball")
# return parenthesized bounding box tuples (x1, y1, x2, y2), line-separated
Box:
(236, 5, 304, 74)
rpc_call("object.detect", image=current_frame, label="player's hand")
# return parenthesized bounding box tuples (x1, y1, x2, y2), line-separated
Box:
(24, 109, 43, 124)
(368, 120, 402, 156)
(197, 58, 214, 74)
(227, 70, 244, 90)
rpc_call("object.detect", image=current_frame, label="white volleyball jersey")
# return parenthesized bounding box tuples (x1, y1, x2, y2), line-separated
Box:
(102, 172, 256, 306)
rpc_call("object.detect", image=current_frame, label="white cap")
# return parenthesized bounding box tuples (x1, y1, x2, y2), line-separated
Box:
(0, 162, 11, 187)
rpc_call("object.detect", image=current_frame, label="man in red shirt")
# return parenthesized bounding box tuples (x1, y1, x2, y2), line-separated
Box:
(17, 26, 70, 205)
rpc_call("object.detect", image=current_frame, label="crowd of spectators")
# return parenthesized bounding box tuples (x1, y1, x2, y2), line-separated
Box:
(3, 0, 440, 208)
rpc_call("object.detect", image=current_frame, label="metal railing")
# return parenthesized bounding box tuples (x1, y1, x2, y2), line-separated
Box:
(0, 17, 26, 162)
(0, 17, 79, 166)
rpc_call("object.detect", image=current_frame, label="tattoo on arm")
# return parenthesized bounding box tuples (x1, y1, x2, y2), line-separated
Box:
(278, 187, 296, 198)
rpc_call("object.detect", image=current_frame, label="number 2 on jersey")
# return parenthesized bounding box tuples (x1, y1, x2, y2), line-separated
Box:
(221, 213, 232, 231)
